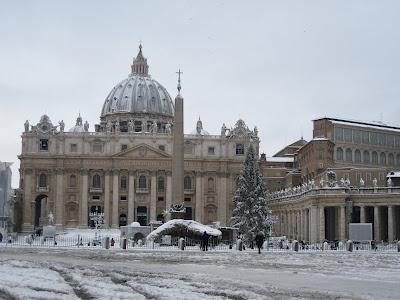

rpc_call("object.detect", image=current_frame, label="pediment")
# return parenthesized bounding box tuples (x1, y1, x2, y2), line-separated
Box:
(113, 143, 170, 159)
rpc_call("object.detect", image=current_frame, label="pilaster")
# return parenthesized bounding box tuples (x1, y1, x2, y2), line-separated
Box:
(112, 169, 119, 228)
(80, 169, 88, 228)
(128, 170, 135, 224)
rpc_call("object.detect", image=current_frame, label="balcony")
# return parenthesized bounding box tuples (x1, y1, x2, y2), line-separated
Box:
(136, 188, 149, 194)
(36, 186, 49, 193)
(89, 187, 103, 194)
(184, 188, 194, 195)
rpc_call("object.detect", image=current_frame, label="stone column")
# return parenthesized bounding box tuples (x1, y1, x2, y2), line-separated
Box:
(127, 170, 135, 224)
(22, 168, 34, 232)
(388, 205, 394, 242)
(218, 174, 227, 226)
(360, 205, 366, 223)
(300, 210, 304, 241)
(195, 172, 203, 223)
(103, 170, 111, 227)
(55, 169, 64, 230)
(80, 170, 88, 228)
(112, 169, 119, 228)
(296, 211, 301, 240)
(166, 172, 172, 220)
(310, 206, 318, 243)
(374, 206, 381, 241)
(319, 206, 325, 242)
(305, 209, 309, 242)
(150, 172, 157, 222)
(339, 205, 346, 240)
(287, 211, 291, 238)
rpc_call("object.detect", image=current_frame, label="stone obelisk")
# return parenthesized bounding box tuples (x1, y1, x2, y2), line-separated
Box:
(171, 69, 185, 218)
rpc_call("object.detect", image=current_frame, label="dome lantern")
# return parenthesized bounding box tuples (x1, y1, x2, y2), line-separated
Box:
(130, 44, 149, 76)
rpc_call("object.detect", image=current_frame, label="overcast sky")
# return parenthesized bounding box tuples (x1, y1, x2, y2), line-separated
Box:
(1, 0, 400, 187)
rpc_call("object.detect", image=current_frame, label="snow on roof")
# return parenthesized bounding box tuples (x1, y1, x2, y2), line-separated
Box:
(312, 137, 329, 141)
(146, 219, 222, 240)
(314, 117, 400, 132)
(266, 157, 294, 163)
(387, 171, 400, 178)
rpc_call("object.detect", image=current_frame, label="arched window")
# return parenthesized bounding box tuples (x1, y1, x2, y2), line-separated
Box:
(363, 151, 370, 164)
(372, 151, 378, 165)
(380, 152, 386, 165)
(138, 175, 147, 189)
(39, 174, 47, 188)
(158, 176, 165, 191)
(354, 149, 361, 163)
(388, 153, 394, 165)
(207, 178, 215, 191)
(120, 175, 127, 189)
(184, 176, 192, 190)
(69, 175, 77, 187)
(236, 144, 245, 155)
(92, 174, 101, 188)
(345, 148, 352, 162)
(336, 147, 343, 160)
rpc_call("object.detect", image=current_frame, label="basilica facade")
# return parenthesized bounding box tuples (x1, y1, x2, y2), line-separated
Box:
(18, 46, 260, 232)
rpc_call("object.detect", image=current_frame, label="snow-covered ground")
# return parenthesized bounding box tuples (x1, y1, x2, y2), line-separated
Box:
(0, 247, 399, 299)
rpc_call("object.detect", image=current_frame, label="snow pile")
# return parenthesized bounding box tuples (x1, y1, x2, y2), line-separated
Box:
(146, 219, 221, 240)
(129, 222, 141, 227)
(59, 229, 121, 239)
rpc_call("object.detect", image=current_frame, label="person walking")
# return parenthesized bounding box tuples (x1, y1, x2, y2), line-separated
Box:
(111, 238, 115, 247)
(201, 231, 209, 251)
(255, 231, 265, 254)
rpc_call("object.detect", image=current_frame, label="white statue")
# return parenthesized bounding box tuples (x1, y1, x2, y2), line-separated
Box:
(165, 123, 172, 135)
(345, 177, 350, 187)
(106, 120, 111, 133)
(340, 177, 345, 187)
(221, 123, 227, 136)
(359, 177, 365, 187)
(254, 126, 258, 137)
(128, 120, 134, 133)
(59, 120, 65, 132)
(114, 121, 120, 133)
(48, 211, 55, 226)
(387, 177, 393, 187)
(373, 177, 378, 188)
(24, 120, 30, 132)
(84, 121, 89, 132)
(320, 178, 324, 188)
(152, 121, 158, 134)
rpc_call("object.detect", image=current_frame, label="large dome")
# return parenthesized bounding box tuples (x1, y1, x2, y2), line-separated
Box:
(100, 45, 174, 119)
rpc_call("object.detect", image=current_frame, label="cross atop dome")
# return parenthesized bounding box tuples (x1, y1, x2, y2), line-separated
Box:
(131, 44, 149, 76)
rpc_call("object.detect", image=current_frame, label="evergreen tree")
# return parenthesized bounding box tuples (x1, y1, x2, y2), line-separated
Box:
(231, 144, 274, 244)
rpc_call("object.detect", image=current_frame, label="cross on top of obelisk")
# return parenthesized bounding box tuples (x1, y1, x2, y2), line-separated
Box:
(176, 69, 183, 94)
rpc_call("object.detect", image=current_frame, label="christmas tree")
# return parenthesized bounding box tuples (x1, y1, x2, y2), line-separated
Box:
(231, 144, 274, 244)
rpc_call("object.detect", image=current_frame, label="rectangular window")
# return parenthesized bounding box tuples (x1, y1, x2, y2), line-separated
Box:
(121, 144, 128, 151)
(39, 139, 49, 151)
(184, 197, 191, 202)
(93, 143, 103, 153)
(353, 130, 361, 144)
(362, 131, 370, 144)
(92, 196, 100, 201)
(344, 128, 352, 142)
(70, 144, 77, 152)
(208, 147, 215, 155)
(334, 127, 344, 141)
(157, 196, 164, 202)
(370, 132, 378, 145)
(120, 196, 127, 201)
(236, 144, 245, 155)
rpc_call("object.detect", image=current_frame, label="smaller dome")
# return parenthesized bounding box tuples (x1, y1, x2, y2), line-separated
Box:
(69, 114, 85, 132)
(191, 117, 209, 135)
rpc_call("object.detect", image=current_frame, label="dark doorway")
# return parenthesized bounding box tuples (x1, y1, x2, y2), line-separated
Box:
(119, 214, 127, 227)
(137, 206, 147, 226)
(184, 207, 193, 220)
(352, 206, 360, 223)
(324, 207, 336, 241)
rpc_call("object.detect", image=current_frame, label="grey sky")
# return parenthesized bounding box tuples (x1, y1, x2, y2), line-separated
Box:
(1, 0, 400, 187)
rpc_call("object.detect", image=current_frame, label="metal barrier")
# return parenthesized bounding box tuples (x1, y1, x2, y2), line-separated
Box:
(0, 235, 398, 252)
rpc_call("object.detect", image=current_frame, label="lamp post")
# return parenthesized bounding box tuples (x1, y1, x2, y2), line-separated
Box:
(89, 208, 104, 243)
